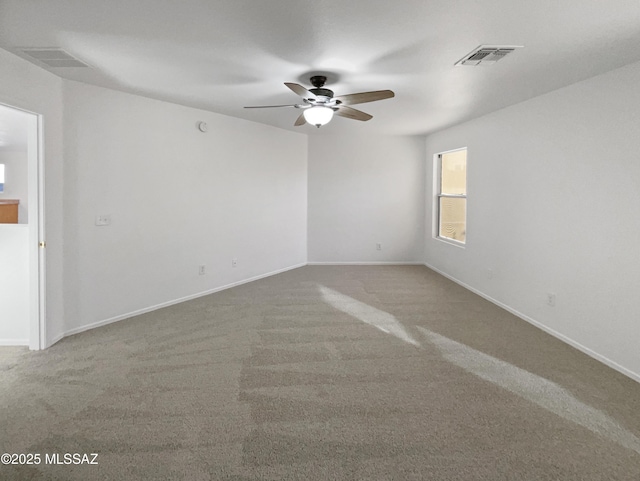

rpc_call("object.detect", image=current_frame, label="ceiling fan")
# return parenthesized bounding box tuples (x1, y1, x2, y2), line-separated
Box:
(244, 75, 394, 128)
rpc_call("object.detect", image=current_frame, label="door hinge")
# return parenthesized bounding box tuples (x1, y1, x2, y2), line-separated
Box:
(39, 241, 46, 248)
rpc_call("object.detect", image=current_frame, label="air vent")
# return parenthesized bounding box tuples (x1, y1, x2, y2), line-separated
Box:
(20, 48, 90, 68)
(455, 45, 523, 66)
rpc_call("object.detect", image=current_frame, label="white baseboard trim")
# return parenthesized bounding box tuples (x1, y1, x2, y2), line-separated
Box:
(0, 338, 29, 346)
(424, 262, 640, 385)
(47, 332, 64, 349)
(60, 263, 307, 341)
(307, 261, 425, 266)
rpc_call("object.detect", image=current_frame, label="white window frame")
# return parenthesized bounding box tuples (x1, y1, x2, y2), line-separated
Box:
(433, 147, 467, 247)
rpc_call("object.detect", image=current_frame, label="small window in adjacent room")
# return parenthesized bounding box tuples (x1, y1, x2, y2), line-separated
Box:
(435, 148, 466, 244)
(0, 164, 4, 193)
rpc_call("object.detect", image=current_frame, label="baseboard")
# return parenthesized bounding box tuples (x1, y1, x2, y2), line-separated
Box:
(61, 263, 307, 341)
(307, 261, 425, 266)
(47, 331, 64, 349)
(0, 338, 29, 346)
(424, 262, 640, 385)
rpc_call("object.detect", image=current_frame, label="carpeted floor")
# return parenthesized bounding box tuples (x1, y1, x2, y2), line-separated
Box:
(1, 265, 639, 480)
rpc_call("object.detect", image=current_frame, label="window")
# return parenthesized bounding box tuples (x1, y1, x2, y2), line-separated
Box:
(435, 148, 466, 244)
(0, 164, 4, 193)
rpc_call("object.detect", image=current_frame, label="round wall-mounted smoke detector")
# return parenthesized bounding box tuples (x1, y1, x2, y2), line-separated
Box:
(197, 121, 208, 132)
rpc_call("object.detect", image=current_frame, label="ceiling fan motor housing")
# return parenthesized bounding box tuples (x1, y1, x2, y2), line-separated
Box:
(309, 88, 334, 98)
(308, 75, 334, 100)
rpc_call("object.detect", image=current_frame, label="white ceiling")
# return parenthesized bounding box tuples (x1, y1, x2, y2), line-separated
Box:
(1, 0, 640, 136)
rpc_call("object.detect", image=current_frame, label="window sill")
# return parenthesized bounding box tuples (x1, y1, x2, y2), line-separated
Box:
(435, 236, 466, 249)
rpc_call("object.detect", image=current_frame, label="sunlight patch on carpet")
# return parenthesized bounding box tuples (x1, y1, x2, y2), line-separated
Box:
(417, 326, 640, 454)
(318, 285, 420, 347)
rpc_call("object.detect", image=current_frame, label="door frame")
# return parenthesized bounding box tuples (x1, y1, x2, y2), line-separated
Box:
(1, 101, 45, 350)
(31, 110, 46, 349)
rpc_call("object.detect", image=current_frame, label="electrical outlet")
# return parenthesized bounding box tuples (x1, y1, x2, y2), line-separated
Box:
(376, 243, 382, 251)
(95, 214, 111, 226)
(198, 265, 206, 275)
(232, 258, 237, 268)
(546, 293, 556, 307)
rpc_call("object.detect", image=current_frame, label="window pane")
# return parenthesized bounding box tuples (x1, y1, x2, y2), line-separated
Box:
(441, 150, 466, 195)
(439, 197, 466, 242)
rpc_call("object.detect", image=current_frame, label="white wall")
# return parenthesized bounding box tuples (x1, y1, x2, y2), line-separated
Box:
(425, 61, 640, 380)
(0, 148, 29, 345)
(62, 80, 307, 334)
(308, 134, 425, 263)
(0, 151, 29, 223)
(0, 225, 29, 343)
(0, 49, 65, 346)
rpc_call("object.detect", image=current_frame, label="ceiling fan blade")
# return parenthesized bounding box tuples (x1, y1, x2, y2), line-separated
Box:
(244, 104, 298, 109)
(334, 105, 372, 121)
(334, 89, 394, 106)
(294, 113, 306, 126)
(285, 82, 317, 101)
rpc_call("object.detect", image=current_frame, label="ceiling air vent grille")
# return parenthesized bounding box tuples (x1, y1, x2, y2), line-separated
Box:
(20, 48, 90, 68)
(455, 45, 523, 66)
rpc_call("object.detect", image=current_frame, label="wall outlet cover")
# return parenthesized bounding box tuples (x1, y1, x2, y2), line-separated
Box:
(95, 214, 111, 226)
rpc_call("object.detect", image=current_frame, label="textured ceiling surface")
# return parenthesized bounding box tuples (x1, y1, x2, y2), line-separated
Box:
(1, 0, 640, 136)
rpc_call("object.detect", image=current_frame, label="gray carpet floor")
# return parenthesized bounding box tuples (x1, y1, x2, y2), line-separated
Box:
(1, 265, 639, 480)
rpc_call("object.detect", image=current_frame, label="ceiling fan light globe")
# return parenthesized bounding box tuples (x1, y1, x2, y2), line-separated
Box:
(303, 106, 334, 127)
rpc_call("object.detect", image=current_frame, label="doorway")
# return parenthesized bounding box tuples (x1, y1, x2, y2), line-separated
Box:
(0, 102, 44, 349)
